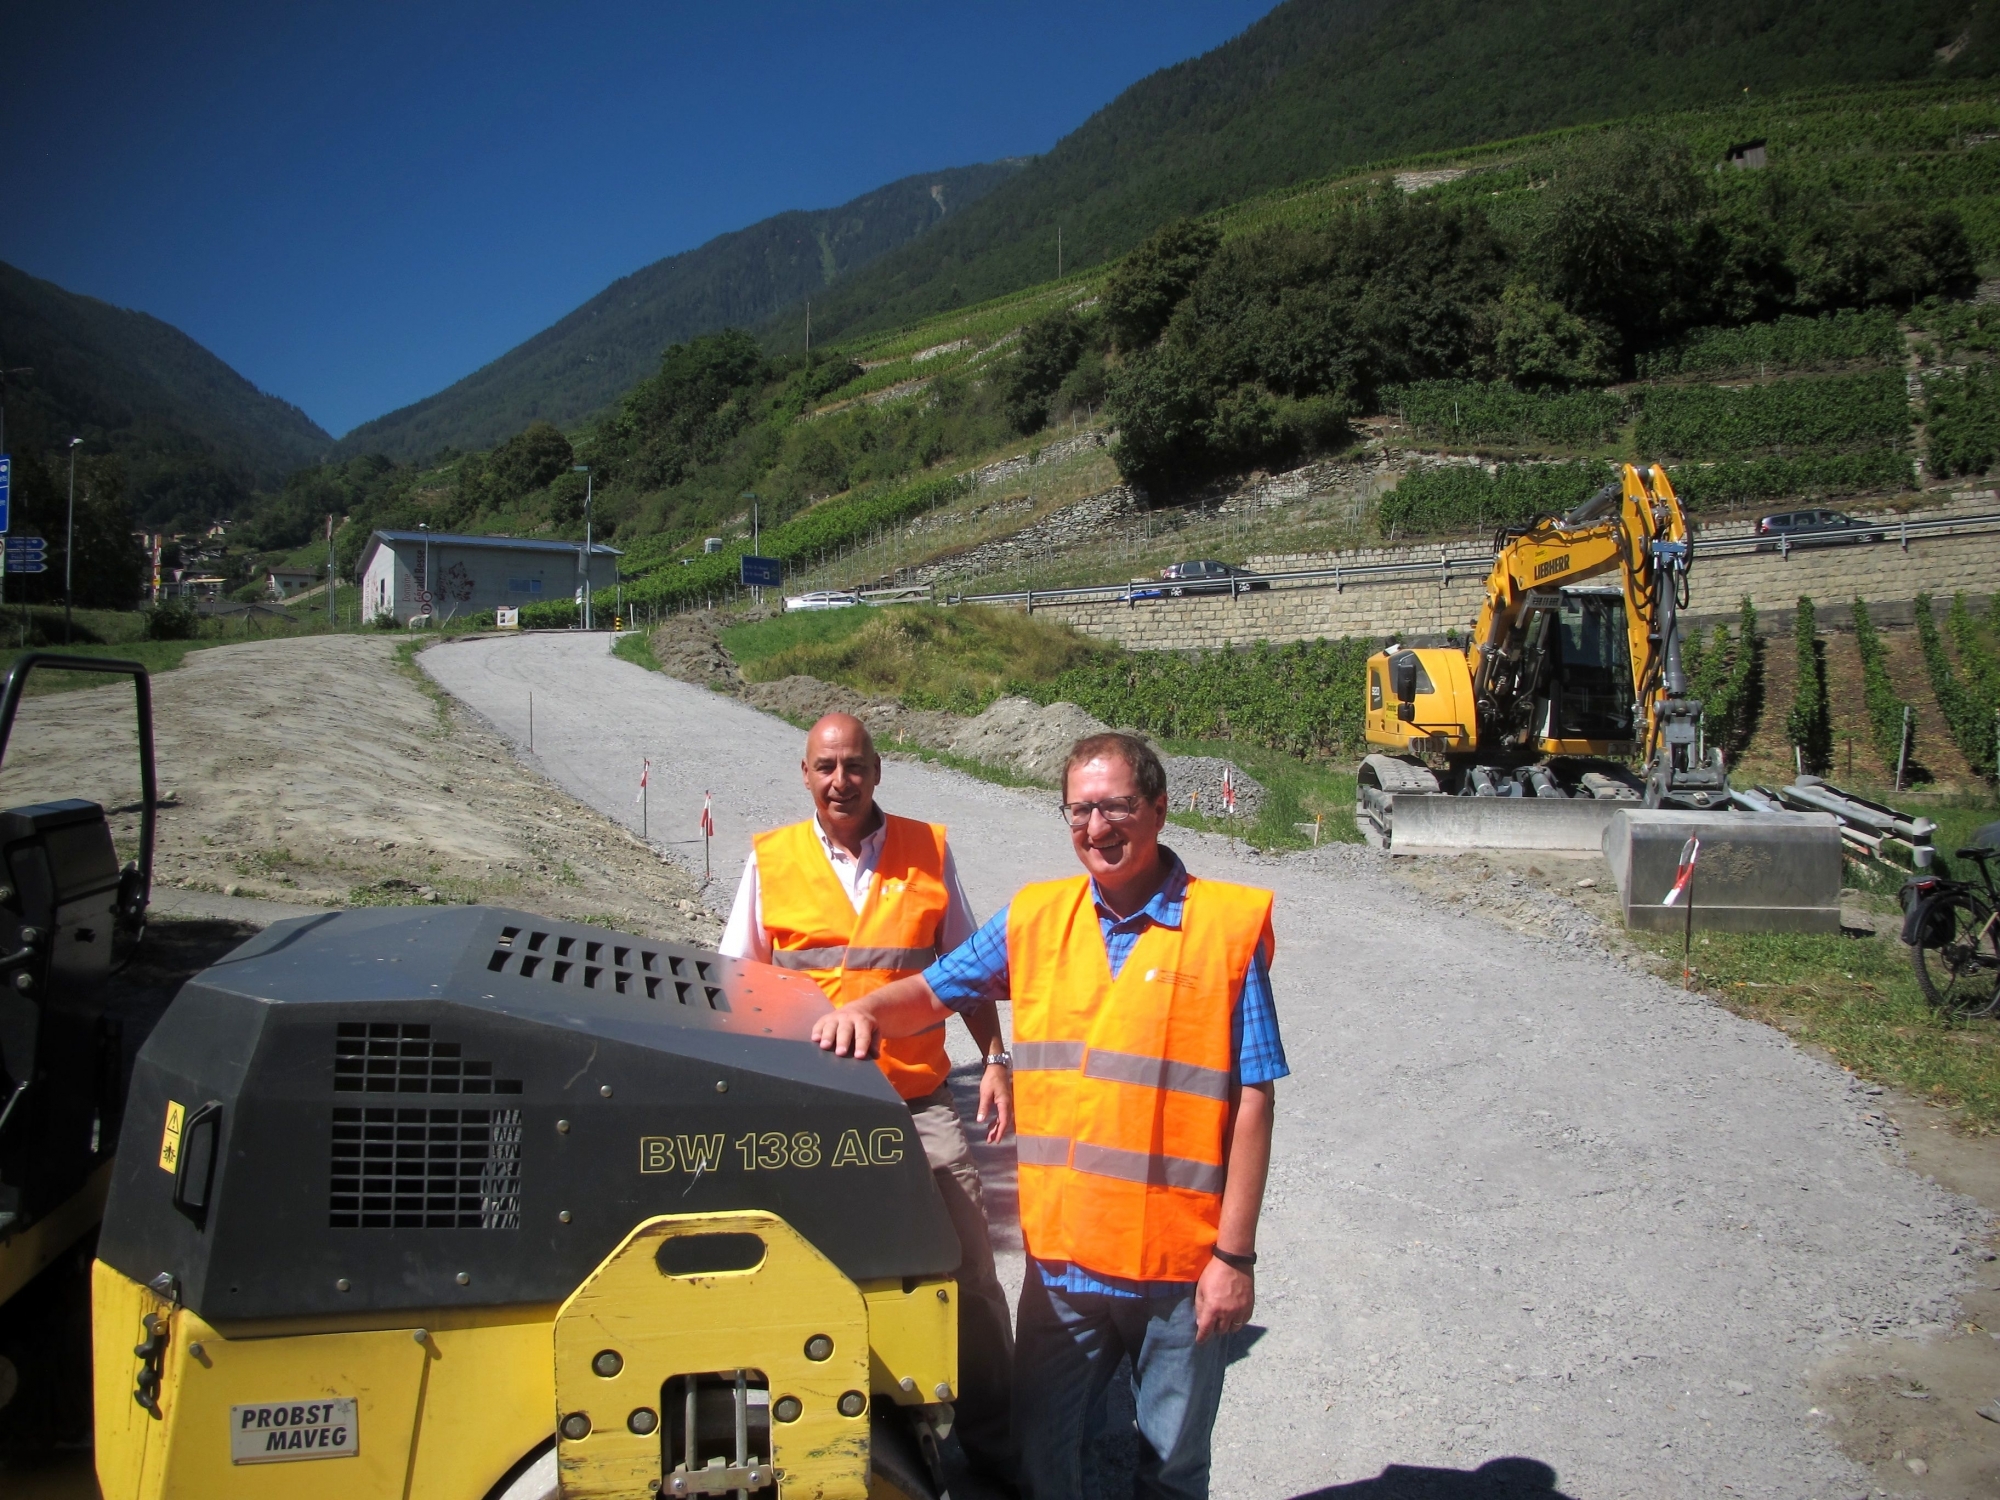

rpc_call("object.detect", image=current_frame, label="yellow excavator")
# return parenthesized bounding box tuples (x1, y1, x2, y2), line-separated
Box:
(1357, 462, 1731, 848)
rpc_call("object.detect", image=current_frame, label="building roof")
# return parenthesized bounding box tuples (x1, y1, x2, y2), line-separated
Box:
(368, 529, 622, 557)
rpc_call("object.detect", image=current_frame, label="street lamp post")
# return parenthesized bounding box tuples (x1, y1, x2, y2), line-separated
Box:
(417, 522, 430, 626)
(65, 437, 81, 644)
(573, 465, 593, 629)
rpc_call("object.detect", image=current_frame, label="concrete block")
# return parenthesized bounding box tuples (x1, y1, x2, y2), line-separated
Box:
(1387, 794, 1624, 853)
(1602, 810, 1842, 934)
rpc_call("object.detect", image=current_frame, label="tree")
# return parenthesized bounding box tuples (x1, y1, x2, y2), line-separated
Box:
(1001, 309, 1091, 433)
(1525, 133, 1708, 352)
(1101, 219, 1221, 351)
(1789, 204, 1975, 312)
(1492, 281, 1612, 388)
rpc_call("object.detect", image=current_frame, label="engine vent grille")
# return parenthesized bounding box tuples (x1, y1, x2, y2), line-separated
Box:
(485, 925, 727, 1009)
(334, 1021, 523, 1095)
(328, 1105, 523, 1229)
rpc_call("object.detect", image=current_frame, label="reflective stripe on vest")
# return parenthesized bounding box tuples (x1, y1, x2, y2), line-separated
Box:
(1006, 871, 1275, 1284)
(752, 814, 953, 1101)
(768, 944, 940, 973)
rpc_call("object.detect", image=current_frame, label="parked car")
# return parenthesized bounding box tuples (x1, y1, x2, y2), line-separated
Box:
(1753, 508, 1885, 550)
(783, 590, 860, 611)
(1158, 560, 1271, 596)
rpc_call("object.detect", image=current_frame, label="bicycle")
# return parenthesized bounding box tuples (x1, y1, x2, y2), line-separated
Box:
(1901, 845, 2000, 1018)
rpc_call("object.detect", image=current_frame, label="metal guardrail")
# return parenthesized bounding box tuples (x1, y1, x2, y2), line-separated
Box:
(943, 510, 2000, 611)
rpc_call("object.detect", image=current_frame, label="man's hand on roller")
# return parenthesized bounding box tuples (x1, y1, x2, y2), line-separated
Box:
(810, 1005, 880, 1059)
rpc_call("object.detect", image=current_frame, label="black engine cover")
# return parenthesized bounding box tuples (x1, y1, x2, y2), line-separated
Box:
(96, 906, 961, 1323)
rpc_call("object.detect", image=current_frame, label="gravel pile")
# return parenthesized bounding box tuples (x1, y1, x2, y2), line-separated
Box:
(947, 696, 1111, 784)
(1163, 755, 1266, 822)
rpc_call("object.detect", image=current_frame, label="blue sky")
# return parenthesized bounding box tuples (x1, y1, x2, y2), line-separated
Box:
(3, 1, 1277, 438)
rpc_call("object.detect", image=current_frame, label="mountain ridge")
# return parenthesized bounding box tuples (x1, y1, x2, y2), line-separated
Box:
(332, 160, 1025, 463)
(0, 259, 332, 490)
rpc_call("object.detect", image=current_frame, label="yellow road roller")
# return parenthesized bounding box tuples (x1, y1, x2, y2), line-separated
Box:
(90, 903, 965, 1500)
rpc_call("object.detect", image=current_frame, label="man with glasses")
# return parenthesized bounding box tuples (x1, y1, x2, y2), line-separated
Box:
(811, 732, 1284, 1500)
(721, 712, 1017, 1486)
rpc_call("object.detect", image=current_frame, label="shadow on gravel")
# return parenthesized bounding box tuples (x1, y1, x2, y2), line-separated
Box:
(1290, 1457, 1576, 1499)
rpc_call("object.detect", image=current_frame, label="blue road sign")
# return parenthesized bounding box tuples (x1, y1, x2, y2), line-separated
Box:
(739, 554, 783, 588)
(6, 535, 47, 573)
(0, 455, 10, 535)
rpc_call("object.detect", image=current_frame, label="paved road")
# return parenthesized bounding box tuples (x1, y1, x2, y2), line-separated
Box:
(425, 632, 1980, 1500)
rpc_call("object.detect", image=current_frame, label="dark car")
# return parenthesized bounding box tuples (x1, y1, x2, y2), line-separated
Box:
(1754, 508, 1885, 551)
(1158, 560, 1271, 596)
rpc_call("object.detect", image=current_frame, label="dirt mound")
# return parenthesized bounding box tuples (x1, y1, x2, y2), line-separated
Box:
(946, 696, 1111, 785)
(648, 615, 743, 690)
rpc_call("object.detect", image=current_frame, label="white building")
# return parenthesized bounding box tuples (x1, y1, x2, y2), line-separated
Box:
(356, 530, 622, 625)
(267, 566, 320, 599)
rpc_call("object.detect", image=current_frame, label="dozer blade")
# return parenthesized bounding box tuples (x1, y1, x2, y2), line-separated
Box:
(1374, 793, 1627, 855)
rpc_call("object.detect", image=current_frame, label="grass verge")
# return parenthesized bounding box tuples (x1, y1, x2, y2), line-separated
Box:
(0, 639, 223, 695)
(1158, 737, 1363, 851)
(612, 632, 666, 674)
(1662, 926, 2000, 1130)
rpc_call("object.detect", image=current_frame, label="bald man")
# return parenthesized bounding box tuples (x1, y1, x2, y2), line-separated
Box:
(720, 712, 1017, 1484)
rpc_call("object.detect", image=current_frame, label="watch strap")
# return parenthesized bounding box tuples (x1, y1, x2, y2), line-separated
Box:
(1211, 1246, 1257, 1272)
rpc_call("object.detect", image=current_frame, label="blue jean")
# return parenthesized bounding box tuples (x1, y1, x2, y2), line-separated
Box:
(1013, 1270, 1230, 1500)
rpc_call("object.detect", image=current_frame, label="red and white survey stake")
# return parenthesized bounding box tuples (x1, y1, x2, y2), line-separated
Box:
(699, 791, 715, 881)
(1221, 765, 1237, 815)
(635, 759, 651, 838)
(1661, 835, 1700, 906)
(1662, 835, 1700, 989)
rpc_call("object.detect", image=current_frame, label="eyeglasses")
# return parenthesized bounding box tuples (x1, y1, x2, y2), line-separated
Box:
(1058, 795, 1148, 828)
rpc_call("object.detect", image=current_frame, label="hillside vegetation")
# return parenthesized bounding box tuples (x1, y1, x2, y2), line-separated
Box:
(786, 0, 2000, 350)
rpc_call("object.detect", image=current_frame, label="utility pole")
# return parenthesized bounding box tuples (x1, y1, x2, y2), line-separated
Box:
(573, 465, 593, 629)
(1057, 225, 1063, 279)
(64, 437, 80, 643)
(326, 513, 337, 629)
(805, 301, 811, 353)
(417, 521, 431, 626)
(743, 491, 760, 607)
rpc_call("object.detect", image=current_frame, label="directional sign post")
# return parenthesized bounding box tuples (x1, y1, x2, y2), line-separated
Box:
(739, 555, 782, 589)
(4, 536, 46, 574)
(0, 454, 12, 536)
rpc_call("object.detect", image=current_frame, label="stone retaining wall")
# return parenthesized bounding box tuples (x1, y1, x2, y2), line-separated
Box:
(1019, 504, 2000, 650)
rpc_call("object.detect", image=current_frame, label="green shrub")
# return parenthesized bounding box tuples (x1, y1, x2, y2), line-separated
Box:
(1634, 372, 1910, 458)
(1665, 450, 1914, 509)
(1377, 461, 1610, 536)
(1037, 638, 1375, 760)
(1635, 309, 1902, 379)
(521, 599, 580, 629)
(145, 600, 201, 641)
(1921, 365, 2000, 477)
(1786, 597, 1833, 774)
(1384, 380, 1624, 447)
(1850, 599, 1914, 774)
(1909, 298, 2000, 357)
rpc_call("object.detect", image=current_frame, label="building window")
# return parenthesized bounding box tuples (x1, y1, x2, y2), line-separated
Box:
(507, 578, 543, 594)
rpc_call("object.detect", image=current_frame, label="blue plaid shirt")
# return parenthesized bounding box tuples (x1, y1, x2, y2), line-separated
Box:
(923, 847, 1286, 1297)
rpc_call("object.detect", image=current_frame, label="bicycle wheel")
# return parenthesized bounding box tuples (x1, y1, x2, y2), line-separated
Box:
(1911, 891, 2000, 1018)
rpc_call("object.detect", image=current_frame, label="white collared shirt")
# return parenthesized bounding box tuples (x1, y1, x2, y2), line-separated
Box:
(717, 814, 976, 964)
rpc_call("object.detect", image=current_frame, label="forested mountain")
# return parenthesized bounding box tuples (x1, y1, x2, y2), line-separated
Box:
(0, 259, 331, 523)
(783, 0, 2000, 348)
(333, 161, 1024, 463)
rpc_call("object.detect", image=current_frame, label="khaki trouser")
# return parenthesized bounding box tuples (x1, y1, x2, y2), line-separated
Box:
(907, 1084, 1016, 1473)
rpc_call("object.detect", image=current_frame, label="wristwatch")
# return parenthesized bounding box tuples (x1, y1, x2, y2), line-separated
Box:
(984, 1049, 1012, 1069)
(1211, 1246, 1257, 1273)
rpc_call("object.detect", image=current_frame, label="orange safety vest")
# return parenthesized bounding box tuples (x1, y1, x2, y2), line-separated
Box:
(1006, 872, 1274, 1284)
(753, 813, 954, 1101)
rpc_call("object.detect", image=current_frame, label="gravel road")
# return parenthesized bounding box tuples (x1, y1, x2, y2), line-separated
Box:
(424, 631, 1986, 1500)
